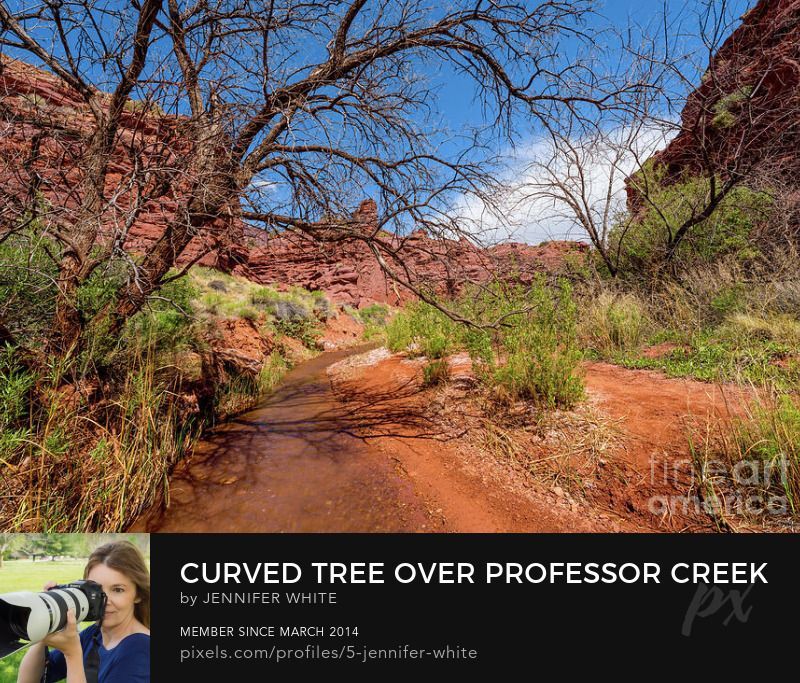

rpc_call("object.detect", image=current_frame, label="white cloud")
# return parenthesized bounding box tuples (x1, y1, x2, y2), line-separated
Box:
(453, 123, 676, 246)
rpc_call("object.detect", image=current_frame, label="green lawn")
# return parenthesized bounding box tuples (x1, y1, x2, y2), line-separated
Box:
(0, 559, 89, 683)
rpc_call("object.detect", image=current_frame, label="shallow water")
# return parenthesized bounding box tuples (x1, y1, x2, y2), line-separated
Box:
(137, 346, 428, 532)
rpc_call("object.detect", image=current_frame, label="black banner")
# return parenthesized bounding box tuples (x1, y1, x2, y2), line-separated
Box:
(150, 533, 797, 675)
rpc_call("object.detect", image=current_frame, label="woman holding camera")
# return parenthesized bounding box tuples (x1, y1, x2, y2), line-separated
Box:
(17, 541, 150, 683)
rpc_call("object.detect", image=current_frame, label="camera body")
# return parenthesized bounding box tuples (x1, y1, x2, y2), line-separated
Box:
(49, 580, 107, 625)
(0, 580, 107, 659)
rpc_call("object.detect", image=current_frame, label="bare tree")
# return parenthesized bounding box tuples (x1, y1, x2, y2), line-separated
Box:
(0, 0, 646, 363)
(513, 0, 799, 276)
(512, 115, 671, 276)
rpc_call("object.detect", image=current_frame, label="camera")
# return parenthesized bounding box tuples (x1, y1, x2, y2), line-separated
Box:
(0, 580, 107, 658)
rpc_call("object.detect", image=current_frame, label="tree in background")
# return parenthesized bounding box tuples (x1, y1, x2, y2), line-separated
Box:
(0, 0, 649, 365)
(26, 534, 79, 560)
(514, 0, 798, 278)
(0, 533, 23, 568)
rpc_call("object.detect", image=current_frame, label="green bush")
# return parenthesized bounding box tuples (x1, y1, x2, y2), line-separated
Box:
(610, 163, 771, 274)
(387, 278, 584, 408)
(273, 317, 320, 349)
(422, 359, 450, 386)
(250, 286, 282, 308)
(579, 291, 649, 356)
(358, 303, 390, 327)
(710, 283, 747, 319)
(0, 346, 36, 465)
(492, 279, 583, 408)
(386, 311, 414, 352)
(76, 260, 129, 321)
(416, 308, 453, 359)
(0, 228, 59, 343)
(0, 345, 36, 432)
(711, 86, 753, 129)
(117, 276, 197, 354)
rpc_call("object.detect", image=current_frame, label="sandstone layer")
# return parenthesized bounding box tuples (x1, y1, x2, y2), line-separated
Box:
(1, 58, 583, 308)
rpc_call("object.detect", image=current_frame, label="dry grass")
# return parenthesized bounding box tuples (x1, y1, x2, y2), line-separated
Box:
(690, 389, 800, 531)
(445, 380, 626, 497)
(3, 345, 197, 531)
(0, 267, 316, 532)
(578, 290, 651, 356)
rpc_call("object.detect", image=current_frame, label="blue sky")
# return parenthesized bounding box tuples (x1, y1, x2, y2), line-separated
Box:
(429, 0, 752, 132)
(2, 0, 755, 244)
(436, 0, 756, 244)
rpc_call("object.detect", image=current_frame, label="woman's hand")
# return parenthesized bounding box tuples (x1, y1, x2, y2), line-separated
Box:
(42, 609, 82, 660)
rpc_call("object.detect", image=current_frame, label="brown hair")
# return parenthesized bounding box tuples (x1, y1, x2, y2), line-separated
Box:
(84, 541, 150, 628)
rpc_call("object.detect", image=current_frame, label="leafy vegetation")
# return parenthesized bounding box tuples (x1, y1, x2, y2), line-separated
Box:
(610, 165, 771, 275)
(691, 392, 800, 527)
(422, 359, 451, 386)
(387, 276, 584, 409)
(0, 261, 333, 531)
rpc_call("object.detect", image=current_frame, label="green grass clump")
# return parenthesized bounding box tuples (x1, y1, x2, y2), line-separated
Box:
(616, 332, 799, 388)
(579, 291, 650, 356)
(692, 392, 800, 524)
(422, 359, 450, 386)
(387, 277, 584, 409)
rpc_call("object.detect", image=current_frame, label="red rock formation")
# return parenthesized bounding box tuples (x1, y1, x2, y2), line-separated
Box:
(1, 57, 585, 308)
(235, 209, 586, 308)
(653, 0, 800, 184)
(0, 57, 248, 271)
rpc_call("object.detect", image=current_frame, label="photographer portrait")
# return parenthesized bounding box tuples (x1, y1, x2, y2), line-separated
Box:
(13, 541, 150, 683)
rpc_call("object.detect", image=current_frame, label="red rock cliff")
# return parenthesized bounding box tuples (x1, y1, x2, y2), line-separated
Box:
(654, 0, 800, 184)
(1, 57, 583, 307)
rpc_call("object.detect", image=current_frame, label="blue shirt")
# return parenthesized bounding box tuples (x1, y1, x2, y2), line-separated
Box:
(45, 623, 150, 683)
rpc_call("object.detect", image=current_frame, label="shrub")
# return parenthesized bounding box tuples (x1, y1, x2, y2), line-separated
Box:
(358, 303, 390, 327)
(116, 276, 197, 356)
(610, 163, 771, 274)
(422, 359, 450, 386)
(387, 279, 584, 408)
(386, 312, 413, 352)
(0, 227, 59, 343)
(236, 306, 259, 322)
(250, 286, 282, 308)
(492, 279, 583, 408)
(0, 345, 35, 428)
(710, 284, 747, 319)
(711, 86, 753, 129)
(398, 302, 458, 359)
(271, 299, 312, 322)
(579, 291, 650, 356)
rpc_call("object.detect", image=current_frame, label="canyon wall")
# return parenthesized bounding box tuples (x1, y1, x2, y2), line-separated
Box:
(1, 57, 581, 307)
